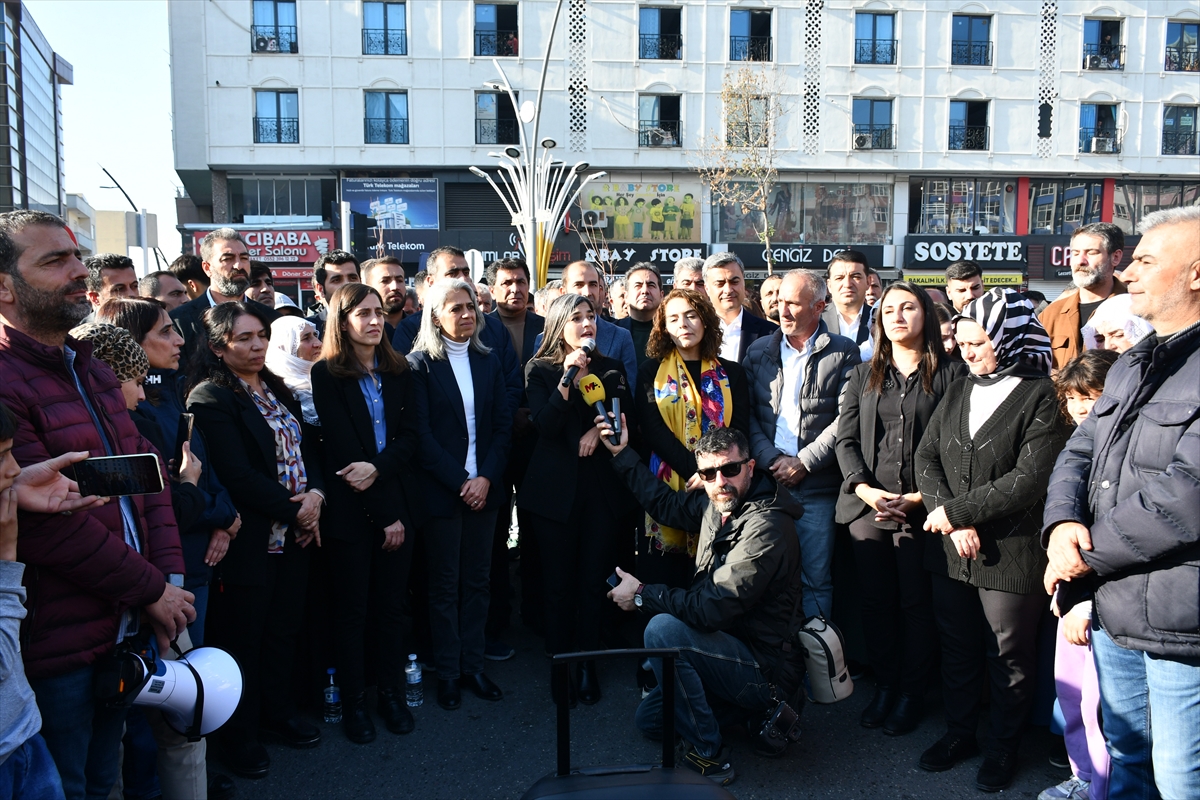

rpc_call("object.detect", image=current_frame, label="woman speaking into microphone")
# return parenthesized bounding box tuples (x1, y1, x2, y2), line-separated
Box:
(519, 293, 635, 705)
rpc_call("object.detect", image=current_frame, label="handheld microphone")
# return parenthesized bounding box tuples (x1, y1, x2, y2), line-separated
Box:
(580, 376, 619, 446)
(560, 337, 596, 387)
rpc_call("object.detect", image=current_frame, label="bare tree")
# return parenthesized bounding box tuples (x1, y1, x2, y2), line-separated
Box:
(694, 67, 787, 275)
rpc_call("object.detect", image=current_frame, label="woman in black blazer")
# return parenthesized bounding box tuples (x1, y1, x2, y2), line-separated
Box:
(519, 293, 635, 705)
(835, 281, 966, 736)
(186, 302, 326, 779)
(310, 283, 420, 743)
(407, 279, 511, 712)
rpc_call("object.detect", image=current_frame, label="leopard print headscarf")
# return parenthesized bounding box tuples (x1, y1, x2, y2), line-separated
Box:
(69, 322, 150, 382)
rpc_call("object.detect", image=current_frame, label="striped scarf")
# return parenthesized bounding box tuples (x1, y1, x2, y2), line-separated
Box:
(956, 288, 1053, 381)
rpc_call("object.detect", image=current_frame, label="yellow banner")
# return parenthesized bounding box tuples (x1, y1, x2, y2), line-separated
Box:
(904, 272, 1024, 287)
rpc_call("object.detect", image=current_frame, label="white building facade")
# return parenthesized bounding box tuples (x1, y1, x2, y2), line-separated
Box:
(169, 0, 1199, 298)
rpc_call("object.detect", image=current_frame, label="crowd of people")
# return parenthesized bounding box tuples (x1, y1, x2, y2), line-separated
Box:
(0, 207, 1196, 800)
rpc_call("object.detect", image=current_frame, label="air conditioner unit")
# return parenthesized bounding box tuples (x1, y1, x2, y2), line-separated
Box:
(853, 133, 874, 150)
(1085, 54, 1103, 70)
(581, 210, 608, 228)
(1091, 137, 1117, 154)
(255, 36, 271, 52)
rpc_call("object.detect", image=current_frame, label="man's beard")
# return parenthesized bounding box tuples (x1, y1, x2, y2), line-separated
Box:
(212, 271, 249, 297)
(1071, 263, 1106, 290)
(710, 486, 742, 514)
(767, 308, 780, 322)
(10, 268, 90, 337)
(383, 297, 405, 315)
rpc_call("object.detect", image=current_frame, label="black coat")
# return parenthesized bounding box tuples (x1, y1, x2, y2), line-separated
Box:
(309, 360, 422, 539)
(187, 378, 325, 585)
(170, 295, 279, 369)
(822, 305, 874, 347)
(733, 311, 778, 363)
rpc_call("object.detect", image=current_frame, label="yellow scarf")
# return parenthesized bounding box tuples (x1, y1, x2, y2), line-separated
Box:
(647, 349, 732, 556)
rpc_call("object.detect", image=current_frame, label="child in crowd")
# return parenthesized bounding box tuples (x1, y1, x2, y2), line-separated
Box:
(1041, 348, 1119, 800)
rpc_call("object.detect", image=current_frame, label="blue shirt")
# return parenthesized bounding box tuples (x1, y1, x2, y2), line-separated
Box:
(357, 368, 387, 455)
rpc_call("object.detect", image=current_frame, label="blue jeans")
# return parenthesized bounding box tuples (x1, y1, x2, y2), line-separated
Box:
(28, 665, 128, 800)
(635, 614, 772, 758)
(787, 486, 837, 620)
(0, 733, 65, 800)
(1093, 626, 1200, 800)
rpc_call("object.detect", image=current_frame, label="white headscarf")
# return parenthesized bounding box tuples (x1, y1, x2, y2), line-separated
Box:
(1081, 293, 1154, 352)
(266, 316, 320, 425)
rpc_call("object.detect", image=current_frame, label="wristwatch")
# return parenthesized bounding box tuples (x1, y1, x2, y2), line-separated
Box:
(633, 583, 645, 608)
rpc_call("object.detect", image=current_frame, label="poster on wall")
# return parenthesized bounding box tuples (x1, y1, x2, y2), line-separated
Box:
(341, 178, 441, 261)
(579, 180, 702, 243)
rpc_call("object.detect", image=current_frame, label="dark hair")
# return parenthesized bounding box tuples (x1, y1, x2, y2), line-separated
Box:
(319, 283, 407, 379)
(1022, 290, 1047, 304)
(413, 269, 428, 286)
(945, 260, 982, 281)
(186, 302, 292, 401)
(138, 270, 176, 297)
(866, 266, 880, 278)
(646, 288, 722, 362)
(0, 400, 16, 441)
(626, 262, 662, 287)
(533, 293, 602, 365)
(826, 250, 870, 277)
(313, 249, 359, 289)
(1071, 222, 1125, 255)
(169, 253, 207, 285)
(95, 297, 168, 344)
(426, 246, 465, 277)
(485, 258, 529, 287)
(1053, 349, 1119, 417)
(694, 427, 749, 461)
(249, 261, 272, 282)
(84, 253, 136, 293)
(361, 255, 404, 282)
(866, 281, 945, 396)
(933, 302, 955, 325)
(0, 210, 70, 276)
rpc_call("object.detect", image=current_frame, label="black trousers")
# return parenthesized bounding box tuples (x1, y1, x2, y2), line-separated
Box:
(325, 528, 414, 696)
(486, 487, 514, 638)
(848, 515, 937, 694)
(931, 572, 1043, 750)
(207, 540, 310, 744)
(424, 507, 498, 679)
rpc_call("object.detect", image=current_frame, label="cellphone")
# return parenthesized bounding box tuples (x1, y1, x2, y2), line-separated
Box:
(611, 398, 621, 437)
(70, 453, 165, 497)
(173, 413, 195, 469)
(606, 571, 621, 589)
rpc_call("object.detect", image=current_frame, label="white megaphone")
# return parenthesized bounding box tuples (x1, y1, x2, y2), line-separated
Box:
(130, 647, 244, 739)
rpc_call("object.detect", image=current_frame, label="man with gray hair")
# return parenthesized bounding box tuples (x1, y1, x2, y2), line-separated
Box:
(704, 252, 775, 363)
(673, 256, 705, 292)
(1040, 222, 1127, 371)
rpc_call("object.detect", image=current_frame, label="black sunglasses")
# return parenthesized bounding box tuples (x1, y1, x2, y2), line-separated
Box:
(696, 458, 750, 482)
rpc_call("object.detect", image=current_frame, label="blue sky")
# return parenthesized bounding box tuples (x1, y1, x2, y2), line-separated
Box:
(26, 0, 182, 260)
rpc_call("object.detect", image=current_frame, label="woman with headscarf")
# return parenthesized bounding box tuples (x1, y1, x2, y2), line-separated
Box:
(266, 316, 322, 425)
(913, 288, 1071, 792)
(1080, 292, 1154, 353)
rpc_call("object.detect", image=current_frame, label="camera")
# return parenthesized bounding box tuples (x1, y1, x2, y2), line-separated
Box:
(754, 698, 802, 757)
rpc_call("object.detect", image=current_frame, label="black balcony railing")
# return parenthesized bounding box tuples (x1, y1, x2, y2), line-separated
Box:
(365, 117, 409, 144)
(1082, 43, 1125, 70)
(254, 116, 299, 144)
(948, 125, 989, 150)
(855, 38, 897, 65)
(1079, 128, 1121, 154)
(1162, 130, 1198, 155)
(475, 30, 518, 57)
(730, 36, 772, 61)
(639, 120, 681, 147)
(252, 25, 297, 54)
(1165, 46, 1200, 71)
(639, 34, 682, 60)
(852, 124, 896, 150)
(362, 28, 407, 55)
(476, 119, 519, 145)
(951, 40, 992, 66)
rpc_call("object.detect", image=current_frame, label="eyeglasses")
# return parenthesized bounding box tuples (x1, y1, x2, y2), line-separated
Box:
(696, 458, 750, 482)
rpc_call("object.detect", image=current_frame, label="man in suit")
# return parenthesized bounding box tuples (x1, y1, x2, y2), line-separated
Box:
(535, 260, 639, 384)
(615, 262, 663, 370)
(361, 255, 407, 343)
(822, 250, 875, 362)
(170, 228, 280, 367)
(306, 250, 361, 337)
(703, 252, 775, 363)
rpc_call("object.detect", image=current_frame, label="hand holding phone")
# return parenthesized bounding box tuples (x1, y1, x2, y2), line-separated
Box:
(70, 454, 165, 497)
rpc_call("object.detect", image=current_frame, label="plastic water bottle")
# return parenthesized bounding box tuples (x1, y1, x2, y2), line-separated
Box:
(323, 668, 342, 723)
(405, 654, 423, 708)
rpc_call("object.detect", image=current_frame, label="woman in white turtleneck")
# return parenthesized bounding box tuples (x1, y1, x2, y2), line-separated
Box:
(407, 279, 512, 712)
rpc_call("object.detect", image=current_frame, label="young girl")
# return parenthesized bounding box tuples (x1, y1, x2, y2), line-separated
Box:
(1041, 348, 1119, 800)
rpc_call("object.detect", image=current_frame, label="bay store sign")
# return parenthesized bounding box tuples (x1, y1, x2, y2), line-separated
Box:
(583, 242, 709, 270)
(905, 235, 1026, 269)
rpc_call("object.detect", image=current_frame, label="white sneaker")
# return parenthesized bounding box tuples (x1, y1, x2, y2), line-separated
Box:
(1038, 776, 1090, 800)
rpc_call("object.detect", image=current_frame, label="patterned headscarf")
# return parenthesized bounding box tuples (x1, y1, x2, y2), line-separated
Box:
(69, 322, 150, 382)
(265, 316, 320, 425)
(1081, 293, 1154, 352)
(955, 288, 1052, 380)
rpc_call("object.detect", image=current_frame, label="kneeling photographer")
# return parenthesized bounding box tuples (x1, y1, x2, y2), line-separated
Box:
(599, 417, 806, 787)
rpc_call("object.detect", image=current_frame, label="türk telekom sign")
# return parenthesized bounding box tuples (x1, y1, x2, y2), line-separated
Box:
(191, 230, 336, 263)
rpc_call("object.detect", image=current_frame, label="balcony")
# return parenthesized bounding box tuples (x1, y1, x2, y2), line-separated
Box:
(948, 125, 989, 151)
(639, 34, 682, 60)
(362, 28, 407, 55)
(1165, 46, 1199, 71)
(476, 119, 519, 145)
(365, 118, 409, 144)
(251, 25, 297, 54)
(475, 30, 518, 57)
(639, 120, 681, 147)
(855, 38, 896, 65)
(1083, 43, 1125, 70)
(254, 117, 299, 144)
(730, 36, 771, 62)
(1162, 130, 1196, 155)
(1079, 128, 1121, 154)
(852, 124, 896, 150)
(951, 40, 992, 66)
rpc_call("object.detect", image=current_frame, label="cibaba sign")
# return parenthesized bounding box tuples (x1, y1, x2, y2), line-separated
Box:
(191, 229, 335, 263)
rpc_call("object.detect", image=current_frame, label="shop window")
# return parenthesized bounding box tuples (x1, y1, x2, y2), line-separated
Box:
(716, 181, 892, 245)
(228, 177, 335, 224)
(1026, 180, 1104, 236)
(1112, 180, 1200, 236)
(913, 178, 1014, 235)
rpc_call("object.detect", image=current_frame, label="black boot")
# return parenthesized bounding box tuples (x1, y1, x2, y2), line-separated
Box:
(578, 661, 601, 705)
(377, 687, 415, 735)
(860, 686, 897, 729)
(342, 692, 376, 744)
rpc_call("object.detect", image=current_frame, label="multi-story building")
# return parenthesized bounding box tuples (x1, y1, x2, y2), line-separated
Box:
(65, 192, 94, 256)
(168, 0, 1199, 300)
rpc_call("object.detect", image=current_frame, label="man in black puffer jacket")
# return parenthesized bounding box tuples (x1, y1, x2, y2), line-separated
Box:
(602, 424, 805, 788)
(1043, 205, 1200, 800)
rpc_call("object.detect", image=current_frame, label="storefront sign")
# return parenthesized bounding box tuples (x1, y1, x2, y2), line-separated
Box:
(579, 181, 703, 243)
(190, 229, 336, 263)
(342, 178, 440, 262)
(440, 230, 577, 266)
(582, 242, 708, 270)
(906, 236, 1025, 267)
(269, 267, 311, 280)
(1026, 235, 1140, 281)
(905, 271, 1025, 288)
(728, 243, 886, 270)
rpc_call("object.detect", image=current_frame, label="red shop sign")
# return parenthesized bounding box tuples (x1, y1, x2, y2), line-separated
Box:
(191, 230, 337, 263)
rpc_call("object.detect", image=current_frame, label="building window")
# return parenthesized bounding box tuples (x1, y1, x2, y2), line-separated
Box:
(949, 100, 989, 150)
(1079, 103, 1120, 154)
(1163, 105, 1198, 155)
(914, 178, 1014, 235)
(1027, 180, 1103, 235)
(363, 2, 406, 55)
(725, 95, 768, 147)
(365, 91, 408, 144)
(852, 98, 894, 149)
(254, 90, 299, 144)
(639, 8, 681, 60)
(1113, 180, 1200, 235)
(252, 0, 297, 54)
(229, 177, 335, 224)
(951, 15, 991, 66)
(476, 91, 518, 144)
(1083, 18, 1124, 70)
(475, 4, 518, 57)
(855, 12, 896, 65)
(717, 181, 892, 244)
(638, 95, 680, 147)
(730, 9, 771, 62)
(1165, 21, 1199, 71)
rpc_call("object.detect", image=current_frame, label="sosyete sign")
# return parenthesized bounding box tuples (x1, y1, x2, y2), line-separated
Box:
(905, 235, 1025, 268)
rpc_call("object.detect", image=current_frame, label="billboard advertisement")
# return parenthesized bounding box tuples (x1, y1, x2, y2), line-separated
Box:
(579, 180, 702, 242)
(190, 229, 335, 264)
(341, 178, 441, 262)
